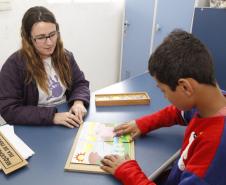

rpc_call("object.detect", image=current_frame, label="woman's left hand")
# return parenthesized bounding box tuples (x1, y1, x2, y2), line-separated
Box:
(69, 100, 87, 123)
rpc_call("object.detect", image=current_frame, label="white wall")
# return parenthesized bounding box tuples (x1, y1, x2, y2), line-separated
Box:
(0, 0, 125, 92)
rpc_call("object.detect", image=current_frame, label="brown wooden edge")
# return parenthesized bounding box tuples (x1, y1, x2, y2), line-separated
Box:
(95, 92, 151, 106)
(64, 123, 135, 174)
(0, 132, 28, 174)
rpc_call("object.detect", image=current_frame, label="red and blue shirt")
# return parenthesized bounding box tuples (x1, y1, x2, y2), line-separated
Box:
(114, 92, 226, 185)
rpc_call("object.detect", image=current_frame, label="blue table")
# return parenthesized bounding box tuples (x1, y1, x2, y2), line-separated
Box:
(0, 72, 185, 185)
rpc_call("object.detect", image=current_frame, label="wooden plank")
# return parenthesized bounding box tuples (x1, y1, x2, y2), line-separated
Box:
(95, 92, 150, 106)
(0, 132, 28, 174)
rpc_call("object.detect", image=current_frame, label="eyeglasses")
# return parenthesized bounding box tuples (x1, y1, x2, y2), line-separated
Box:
(32, 31, 59, 44)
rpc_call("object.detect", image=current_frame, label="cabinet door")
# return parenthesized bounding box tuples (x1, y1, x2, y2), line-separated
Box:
(120, 0, 155, 80)
(152, 0, 195, 52)
(192, 8, 226, 90)
(121, 0, 195, 81)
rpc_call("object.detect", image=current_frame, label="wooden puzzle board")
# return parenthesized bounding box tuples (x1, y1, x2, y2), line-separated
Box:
(65, 122, 134, 174)
(95, 92, 150, 106)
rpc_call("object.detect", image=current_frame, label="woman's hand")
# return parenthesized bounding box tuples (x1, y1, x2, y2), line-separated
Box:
(69, 100, 87, 123)
(114, 120, 141, 140)
(101, 154, 130, 175)
(53, 112, 82, 128)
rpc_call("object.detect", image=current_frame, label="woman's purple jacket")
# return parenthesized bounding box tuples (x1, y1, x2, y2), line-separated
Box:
(0, 50, 90, 125)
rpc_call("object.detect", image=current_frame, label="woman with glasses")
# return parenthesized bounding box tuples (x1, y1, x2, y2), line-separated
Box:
(0, 6, 90, 128)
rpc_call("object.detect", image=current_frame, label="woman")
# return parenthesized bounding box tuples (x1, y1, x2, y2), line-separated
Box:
(0, 6, 90, 128)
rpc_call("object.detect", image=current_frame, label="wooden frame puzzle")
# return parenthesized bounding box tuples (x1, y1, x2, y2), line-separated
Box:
(95, 92, 150, 106)
(65, 121, 135, 174)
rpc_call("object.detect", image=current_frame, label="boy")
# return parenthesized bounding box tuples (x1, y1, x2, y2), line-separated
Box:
(100, 30, 226, 185)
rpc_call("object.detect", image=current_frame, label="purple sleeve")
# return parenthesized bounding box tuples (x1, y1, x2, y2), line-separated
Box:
(66, 52, 90, 107)
(0, 52, 57, 125)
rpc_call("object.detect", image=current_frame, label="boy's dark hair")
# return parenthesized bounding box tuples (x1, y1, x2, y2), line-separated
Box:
(148, 29, 216, 91)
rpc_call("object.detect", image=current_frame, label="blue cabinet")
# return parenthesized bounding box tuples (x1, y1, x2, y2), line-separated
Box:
(152, 0, 195, 51)
(120, 0, 155, 80)
(121, 0, 195, 80)
(192, 8, 226, 90)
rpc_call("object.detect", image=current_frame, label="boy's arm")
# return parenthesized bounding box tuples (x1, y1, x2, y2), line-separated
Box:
(114, 105, 194, 138)
(136, 105, 185, 134)
(115, 160, 156, 185)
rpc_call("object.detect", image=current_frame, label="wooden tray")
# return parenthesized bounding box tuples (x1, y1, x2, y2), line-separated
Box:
(95, 92, 150, 106)
(65, 122, 135, 174)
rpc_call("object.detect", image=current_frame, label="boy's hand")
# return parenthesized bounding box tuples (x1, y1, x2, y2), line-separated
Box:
(100, 154, 130, 175)
(114, 120, 141, 140)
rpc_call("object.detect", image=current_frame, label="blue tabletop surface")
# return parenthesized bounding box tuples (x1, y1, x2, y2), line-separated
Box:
(0, 72, 185, 185)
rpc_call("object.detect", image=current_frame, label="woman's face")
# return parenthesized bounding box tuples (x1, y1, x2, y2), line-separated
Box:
(31, 21, 58, 59)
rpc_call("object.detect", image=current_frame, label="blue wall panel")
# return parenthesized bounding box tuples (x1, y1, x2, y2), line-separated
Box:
(192, 8, 226, 90)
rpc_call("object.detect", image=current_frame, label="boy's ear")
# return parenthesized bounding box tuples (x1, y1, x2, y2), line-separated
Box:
(178, 78, 194, 96)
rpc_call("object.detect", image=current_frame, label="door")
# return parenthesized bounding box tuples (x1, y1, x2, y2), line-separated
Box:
(152, 0, 195, 52)
(120, 0, 156, 80)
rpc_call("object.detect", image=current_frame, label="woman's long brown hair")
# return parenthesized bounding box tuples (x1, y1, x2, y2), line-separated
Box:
(20, 6, 72, 94)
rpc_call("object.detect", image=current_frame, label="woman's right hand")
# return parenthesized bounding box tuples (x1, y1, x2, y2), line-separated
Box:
(53, 112, 82, 128)
(114, 120, 141, 140)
